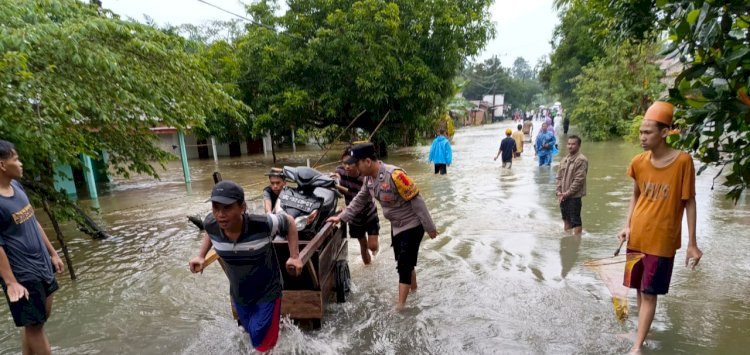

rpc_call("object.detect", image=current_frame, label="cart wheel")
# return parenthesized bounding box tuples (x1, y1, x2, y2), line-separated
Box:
(335, 260, 350, 303)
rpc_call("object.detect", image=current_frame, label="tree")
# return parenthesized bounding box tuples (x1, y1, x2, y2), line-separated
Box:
(235, 0, 495, 148)
(461, 57, 513, 101)
(0, 0, 246, 220)
(570, 41, 665, 141)
(541, 2, 608, 115)
(658, 0, 750, 201)
(511, 57, 533, 81)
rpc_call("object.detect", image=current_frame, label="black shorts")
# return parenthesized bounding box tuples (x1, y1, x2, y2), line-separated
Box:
(349, 217, 380, 239)
(392, 225, 425, 272)
(434, 164, 447, 175)
(2, 278, 58, 327)
(560, 197, 582, 228)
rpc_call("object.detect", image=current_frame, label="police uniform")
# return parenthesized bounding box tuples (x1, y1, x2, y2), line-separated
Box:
(340, 144, 436, 285)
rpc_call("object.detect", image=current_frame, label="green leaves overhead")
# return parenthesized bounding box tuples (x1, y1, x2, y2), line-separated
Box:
(658, 0, 750, 201)
(571, 42, 665, 141)
(236, 0, 494, 144)
(0, 0, 247, 223)
(0, 0, 246, 180)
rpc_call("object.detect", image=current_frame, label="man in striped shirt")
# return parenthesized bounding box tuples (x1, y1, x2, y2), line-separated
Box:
(333, 146, 380, 264)
(189, 180, 303, 352)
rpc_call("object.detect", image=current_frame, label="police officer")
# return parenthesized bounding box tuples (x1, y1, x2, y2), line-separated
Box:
(327, 143, 437, 310)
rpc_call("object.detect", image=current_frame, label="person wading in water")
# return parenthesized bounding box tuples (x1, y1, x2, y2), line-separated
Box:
(618, 101, 703, 353)
(327, 143, 437, 310)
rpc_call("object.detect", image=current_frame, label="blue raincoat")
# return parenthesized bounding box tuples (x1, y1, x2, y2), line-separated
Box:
(429, 135, 452, 165)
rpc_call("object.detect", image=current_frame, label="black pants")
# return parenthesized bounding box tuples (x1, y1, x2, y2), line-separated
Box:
(434, 164, 447, 175)
(392, 225, 425, 284)
(560, 197, 582, 228)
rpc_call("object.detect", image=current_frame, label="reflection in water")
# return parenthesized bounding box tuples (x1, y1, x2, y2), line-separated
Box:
(560, 234, 582, 278)
(2, 121, 749, 354)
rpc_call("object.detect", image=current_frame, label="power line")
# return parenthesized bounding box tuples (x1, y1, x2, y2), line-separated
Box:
(195, 0, 284, 34)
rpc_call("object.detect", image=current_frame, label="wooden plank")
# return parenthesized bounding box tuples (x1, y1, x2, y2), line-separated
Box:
(317, 226, 341, 284)
(320, 270, 335, 304)
(281, 290, 323, 319)
(298, 221, 336, 266)
(204, 249, 219, 268)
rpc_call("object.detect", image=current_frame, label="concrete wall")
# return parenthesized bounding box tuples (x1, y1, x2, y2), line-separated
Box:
(157, 132, 262, 159)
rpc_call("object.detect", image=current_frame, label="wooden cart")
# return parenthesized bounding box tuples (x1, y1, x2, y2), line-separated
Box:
(204, 220, 350, 329)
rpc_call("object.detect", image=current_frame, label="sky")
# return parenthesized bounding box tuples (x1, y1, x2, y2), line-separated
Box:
(104, 0, 559, 67)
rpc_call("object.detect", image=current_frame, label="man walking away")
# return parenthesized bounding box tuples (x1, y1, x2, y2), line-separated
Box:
(512, 124, 524, 158)
(494, 128, 517, 169)
(428, 129, 452, 175)
(556, 135, 588, 234)
(617, 101, 703, 353)
(522, 119, 534, 143)
(0, 140, 64, 355)
(327, 143, 437, 310)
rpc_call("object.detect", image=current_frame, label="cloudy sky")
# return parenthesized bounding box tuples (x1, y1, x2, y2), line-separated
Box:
(104, 0, 559, 66)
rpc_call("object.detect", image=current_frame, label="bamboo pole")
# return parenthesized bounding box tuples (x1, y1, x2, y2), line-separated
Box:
(42, 199, 77, 280)
(368, 110, 391, 141)
(312, 110, 366, 168)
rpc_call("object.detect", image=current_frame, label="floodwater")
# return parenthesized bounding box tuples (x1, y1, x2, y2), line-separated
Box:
(2, 121, 749, 354)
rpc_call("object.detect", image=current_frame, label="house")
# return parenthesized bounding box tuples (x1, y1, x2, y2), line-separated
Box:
(467, 100, 491, 126)
(482, 94, 505, 119)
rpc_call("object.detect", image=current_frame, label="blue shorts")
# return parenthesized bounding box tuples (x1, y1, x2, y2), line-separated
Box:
(234, 297, 282, 352)
(538, 154, 552, 166)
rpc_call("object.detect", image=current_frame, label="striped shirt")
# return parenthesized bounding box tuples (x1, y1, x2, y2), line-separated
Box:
(336, 165, 377, 226)
(203, 213, 288, 306)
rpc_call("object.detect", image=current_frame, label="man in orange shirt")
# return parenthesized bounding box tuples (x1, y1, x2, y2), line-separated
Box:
(617, 101, 703, 353)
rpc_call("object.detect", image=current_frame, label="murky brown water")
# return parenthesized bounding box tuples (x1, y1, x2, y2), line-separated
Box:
(2, 121, 749, 354)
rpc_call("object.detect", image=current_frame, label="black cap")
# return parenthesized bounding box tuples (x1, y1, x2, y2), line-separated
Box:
(265, 167, 284, 177)
(208, 180, 245, 204)
(344, 143, 376, 164)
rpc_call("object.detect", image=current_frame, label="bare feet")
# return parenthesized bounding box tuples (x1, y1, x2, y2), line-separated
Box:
(368, 235, 379, 256)
(362, 252, 371, 265)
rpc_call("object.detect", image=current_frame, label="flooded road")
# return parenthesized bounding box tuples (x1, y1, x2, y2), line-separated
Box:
(2, 122, 749, 354)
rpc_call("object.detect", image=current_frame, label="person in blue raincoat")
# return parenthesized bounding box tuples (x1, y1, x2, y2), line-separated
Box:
(428, 129, 452, 175)
(535, 122, 557, 166)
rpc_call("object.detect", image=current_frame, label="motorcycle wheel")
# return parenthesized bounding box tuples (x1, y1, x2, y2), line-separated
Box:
(335, 260, 351, 303)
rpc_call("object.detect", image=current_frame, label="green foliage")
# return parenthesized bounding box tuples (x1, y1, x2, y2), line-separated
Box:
(462, 57, 512, 101)
(541, 2, 608, 114)
(190, 37, 252, 143)
(542, 0, 658, 116)
(236, 0, 495, 146)
(462, 56, 544, 112)
(295, 125, 344, 149)
(570, 41, 665, 141)
(0, 0, 246, 221)
(657, 0, 750, 201)
(627, 115, 644, 143)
